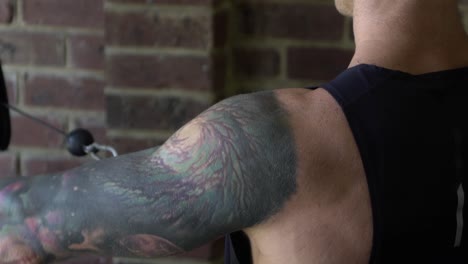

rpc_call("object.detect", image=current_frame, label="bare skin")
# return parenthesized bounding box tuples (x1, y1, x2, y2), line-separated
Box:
(348, 0, 468, 73)
(245, 88, 373, 264)
(247, 0, 468, 263)
(1, 1, 468, 264)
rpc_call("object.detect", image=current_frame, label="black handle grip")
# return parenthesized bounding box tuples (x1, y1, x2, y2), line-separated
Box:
(0, 63, 11, 151)
(66, 129, 95, 157)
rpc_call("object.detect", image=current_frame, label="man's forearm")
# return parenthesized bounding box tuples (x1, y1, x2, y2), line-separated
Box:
(0, 90, 298, 262)
(1, 148, 211, 261)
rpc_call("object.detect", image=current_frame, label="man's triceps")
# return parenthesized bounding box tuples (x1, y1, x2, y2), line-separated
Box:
(0, 90, 298, 260)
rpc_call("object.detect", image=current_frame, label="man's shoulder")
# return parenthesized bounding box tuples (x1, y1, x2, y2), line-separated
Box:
(275, 87, 360, 184)
(273, 87, 345, 147)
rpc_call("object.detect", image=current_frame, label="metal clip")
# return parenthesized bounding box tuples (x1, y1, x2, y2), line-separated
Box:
(84, 143, 118, 160)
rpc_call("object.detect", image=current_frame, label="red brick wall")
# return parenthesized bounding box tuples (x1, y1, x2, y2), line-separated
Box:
(0, 0, 105, 178)
(0, 0, 468, 263)
(0, 0, 224, 263)
(227, 0, 354, 95)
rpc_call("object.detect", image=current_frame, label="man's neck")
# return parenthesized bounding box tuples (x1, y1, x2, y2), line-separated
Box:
(350, 0, 468, 74)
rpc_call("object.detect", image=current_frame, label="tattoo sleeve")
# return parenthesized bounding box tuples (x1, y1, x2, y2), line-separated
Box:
(0, 91, 297, 262)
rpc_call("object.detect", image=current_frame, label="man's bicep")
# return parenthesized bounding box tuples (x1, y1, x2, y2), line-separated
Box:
(155, 90, 298, 230)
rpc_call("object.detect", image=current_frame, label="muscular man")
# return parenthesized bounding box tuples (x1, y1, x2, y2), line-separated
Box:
(226, 0, 468, 263)
(1, 0, 467, 263)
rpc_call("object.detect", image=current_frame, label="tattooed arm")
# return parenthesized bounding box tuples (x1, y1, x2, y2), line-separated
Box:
(0, 90, 297, 262)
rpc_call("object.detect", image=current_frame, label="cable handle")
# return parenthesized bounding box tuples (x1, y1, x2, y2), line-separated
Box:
(84, 143, 118, 161)
(66, 129, 118, 160)
(3, 102, 118, 160)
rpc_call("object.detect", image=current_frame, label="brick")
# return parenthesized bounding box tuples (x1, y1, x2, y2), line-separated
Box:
(23, 0, 104, 29)
(233, 47, 280, 78)
(212, 53, 227, 100)
(106, 136, 166, 155)
(288, 47, 353, 81)
(4, 71, 17, 104)
(21, 156, 84, 176)
(0, 31, 65, 66)
(237, 3, 344, 41)
(0, 0, 14, 24)
(106, 11, 211, 49)
(107, 94, 210, 130)
(11, 115, 66, 148)
(0, 153, 16, 177)
(107, 54, 212, 90)
(69, 35, 105, 70)
(24, 75, 105, 111)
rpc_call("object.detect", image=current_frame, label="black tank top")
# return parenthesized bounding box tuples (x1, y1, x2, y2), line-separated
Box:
(225, 64, 468, 263)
